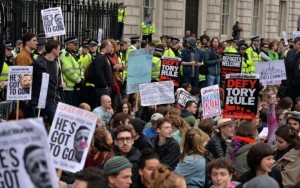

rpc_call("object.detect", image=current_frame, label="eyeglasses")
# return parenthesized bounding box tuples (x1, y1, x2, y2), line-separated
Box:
(116, 137, 132, 143)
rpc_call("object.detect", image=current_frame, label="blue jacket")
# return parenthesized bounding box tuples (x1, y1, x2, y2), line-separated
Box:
(204, 47, 221, 76)
(181, 47, 203, 77)
(175, 154, 206, 188)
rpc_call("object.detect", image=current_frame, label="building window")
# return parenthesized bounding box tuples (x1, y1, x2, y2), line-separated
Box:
(252, 0, 260, 36)
(278, 0, 287, 35)
(143, 0, 154, 16)
(221, 0, 230, 35)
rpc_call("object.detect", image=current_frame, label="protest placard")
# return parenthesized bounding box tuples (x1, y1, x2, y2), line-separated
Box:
(126, 48, 154, 94)
(41, 7, 66, 38)
(48, 102, 97, 173)
(221, 53, 242, 81)
(282, 31, 288, 45)
(159, 57, 181, 86)
(201, 85, 221, 119)
(0, 118, 58, 188)
(97, 28, 103, 44)
(38, 73, 49, 109)
(7, 66, 33, 100)
(255, 60, 286, 85)
(293, 31, 300, 40)
(177, 91, 199, 108)
(139, 81, 175, 106)
(223, 73, 260, 119)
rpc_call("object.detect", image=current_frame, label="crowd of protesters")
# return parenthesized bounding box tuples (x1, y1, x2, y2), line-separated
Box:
(2, 25, 300, 188)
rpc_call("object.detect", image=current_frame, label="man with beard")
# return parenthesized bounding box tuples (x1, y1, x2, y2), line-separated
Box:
(23, 145, 52, 188)
(114, 125, 141, 187)
(73, 126, 90, 163)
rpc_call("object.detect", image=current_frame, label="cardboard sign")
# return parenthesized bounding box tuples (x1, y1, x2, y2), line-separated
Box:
(38, 73, 49, 109)
(293, 31, 300, 40)
(126, 48, 154, 94)
(48, 102, 97, 173)
(221, 53, 242, 81)
(41, 7, 66, 38)
(255, 60, 286, 85)
(223, 74, 259, 119)
(177, 91, 199, 107)
(139, 81, 175, 106)
(0, 118, 58, 188)
(282, 31, 288, 45)
(7, 66, 33, 100)
(159, 57, 181, 86)
(201, 85, 221, 119)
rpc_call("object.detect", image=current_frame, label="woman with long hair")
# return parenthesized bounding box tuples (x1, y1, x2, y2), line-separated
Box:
(168, 115, 190, 147)
(273, 125, 300, 187)
(175, 128, 207, 188)
(85, 127, 114, 169)
(115, 100, 136, 118)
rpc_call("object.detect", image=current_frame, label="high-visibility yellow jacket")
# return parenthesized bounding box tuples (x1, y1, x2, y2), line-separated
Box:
(151, 56, 161, 81)
(118, 8, 127, 23)
(124, 45, 137, 80)
(246, 46, 261, 73)
(225, 46, 238, 53)
(0, 62, 9, 81)
(60, 50, 82, 91)
(141, 21, 155, 35)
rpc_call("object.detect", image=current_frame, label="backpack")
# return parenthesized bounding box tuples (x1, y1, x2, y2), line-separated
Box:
(84, 58, 95, 83)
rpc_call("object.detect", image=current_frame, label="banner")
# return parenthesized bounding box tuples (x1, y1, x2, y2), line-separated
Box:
(38, 73, 49, 109)
(0, 118, 58, 188)
(41, 7, 66, 38)
(48, 102, 97, 173)
(7, 66, 33, 100)
(223, 74, 259, 119)
(293, 31, 300, 40)
(221, 53, 242, 81)
(177, 91, 199, 108)
(126, 48, 154, 94)
(255, 60, 286, 85)
(97, 28, 103, 44)
(201, 85, 221, 119)
(159, 57, 181, 86)
(139, 81, 175, 106)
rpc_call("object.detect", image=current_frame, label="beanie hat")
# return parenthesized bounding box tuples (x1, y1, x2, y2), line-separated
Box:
(103, 156, 132, 176)
(243, 175, 279, 188)
(22, 32, 36, 45)
(130, 118, 146, 134)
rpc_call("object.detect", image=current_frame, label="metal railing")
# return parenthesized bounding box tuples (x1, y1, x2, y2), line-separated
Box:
(3, 0, 118, 44)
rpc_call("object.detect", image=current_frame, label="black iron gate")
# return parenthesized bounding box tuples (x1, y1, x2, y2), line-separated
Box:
(3, 0, 118, 44)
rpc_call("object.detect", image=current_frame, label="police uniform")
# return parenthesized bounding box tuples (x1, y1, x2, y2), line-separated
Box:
(33, 38, 46, 60)
(117, 3, 127, 41)
(124, 36, 140, 80)
(152, 48, 163, 81)
(60, 37, 83, 106)
(141, 14, 155, 42)
(245, 36, 261, 74)
(12, 39, 22, 58)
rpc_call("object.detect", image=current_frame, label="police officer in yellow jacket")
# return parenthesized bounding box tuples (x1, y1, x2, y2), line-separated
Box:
(117, 3, 127, 41)
(0, 42, 13, 100)
(141, 14, 155, 42)
(151, 47, 163, 82)
(163, 38, 181, 58)
(33, 37, 46, 60)
(245, 36, 261, 74)
(60, 37, 84, 106)
(224, 39, 238, 53)
(124, 36, 140, 80)
(239, 44, 250, 73)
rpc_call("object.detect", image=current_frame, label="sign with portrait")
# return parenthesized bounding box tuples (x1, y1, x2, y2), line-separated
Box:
(0, 118, 58, 188)
(177, 91, 199, 108)
(7, 66, 33, 100)
(41, 7, 66, 38)
(48, 102, 97, 173)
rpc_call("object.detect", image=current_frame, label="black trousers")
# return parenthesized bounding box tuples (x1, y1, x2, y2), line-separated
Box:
(142, 34, 152, 42)
(117, 22, 124, 41)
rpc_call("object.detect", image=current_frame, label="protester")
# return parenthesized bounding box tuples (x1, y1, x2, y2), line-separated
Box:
(181, 100, 197, 127)
(129, 118, 152, 151)
(143, 113, 163, 139)
(93, 95, 114, 126)
(168, 114, 190, 147)
(73, 168, 108, 188)
(286, 111, 300, 135)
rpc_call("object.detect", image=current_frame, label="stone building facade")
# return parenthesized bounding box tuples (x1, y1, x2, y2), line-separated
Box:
(109, 0, 299, 42)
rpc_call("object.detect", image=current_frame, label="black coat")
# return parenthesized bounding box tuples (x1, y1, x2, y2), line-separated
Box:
(284, 48, 298, 86)
(151, 136, 180, 171)
(93, 53, 113, 88)
(206, 132, 228, 159)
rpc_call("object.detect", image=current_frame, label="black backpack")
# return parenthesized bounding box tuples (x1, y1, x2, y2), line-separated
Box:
(84, 58, 96, 83)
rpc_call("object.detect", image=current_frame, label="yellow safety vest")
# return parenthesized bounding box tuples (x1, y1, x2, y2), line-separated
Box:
(225, 46, 238, 53)
(124, 46, 136, 80)
(151, 56, 161, 81)
(118, 8, 127, 23)
(0, 62, 9, 81)
(141, 21, 155, 35)
(246, 46, 261, 74)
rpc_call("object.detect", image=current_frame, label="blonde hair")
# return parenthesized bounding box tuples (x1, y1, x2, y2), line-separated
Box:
(168, 115, 189, 147)
(150, 164, 184, 188)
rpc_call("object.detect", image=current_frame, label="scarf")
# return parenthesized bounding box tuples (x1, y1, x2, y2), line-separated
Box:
(107, 54, 122, 94)
(230, 136, 256, 161)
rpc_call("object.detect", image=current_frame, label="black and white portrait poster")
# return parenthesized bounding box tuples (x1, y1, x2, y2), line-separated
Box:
(0, 118, 58, 188)
(41, 7, 66, 38)
(48, 102, 97, 173)
(7, 66, 33, 100)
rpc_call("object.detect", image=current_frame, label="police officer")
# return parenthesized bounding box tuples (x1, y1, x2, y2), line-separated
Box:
(12, 39, 22, 58)
(163, 38, 181, 57)
(245, 36, 261, 74)
(117, 3, 127, 41)
(33, 37, 46, 60)
(60, 37, 84, 106)
(151, 47, 163, 82)
(141, 14, 155, 42)
(224, 39, 238, 53)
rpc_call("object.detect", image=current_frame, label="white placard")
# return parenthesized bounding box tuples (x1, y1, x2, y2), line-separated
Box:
(48, 102, 97, 173)
(97, 28, 103, 44)
(293, 31, 300, 40)
(41, 7, 66, 38)
(255, 60, 286, 85)
(282, 31, 288, 45)
(7, 66, 33, 100)
(139, 81, 175, 106)
(177, 91, 199, 107)
(259, 127, 268, 138)
(201, 85, 221, 119)
(0, 118, 58, 188)
(38, 73, 49, 109)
